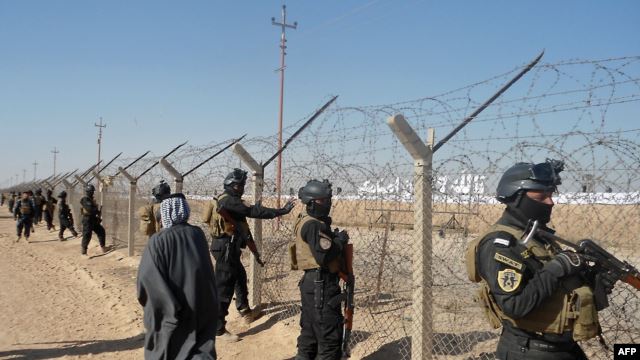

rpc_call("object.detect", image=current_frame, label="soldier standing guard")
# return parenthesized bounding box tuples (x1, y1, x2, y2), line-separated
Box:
(466, 159, 618, 359)
(291, 179, 349, 360)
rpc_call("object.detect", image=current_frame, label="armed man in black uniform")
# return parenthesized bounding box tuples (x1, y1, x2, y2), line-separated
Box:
(211, 168, 295, 341)
(467, 159, 616, 360)
(57, 191, 78, 240)
(291, 179, 349, 360)
(33, 188, 45, 225)
(44, 189, 57, 231)
(14, 190, 36, 242)
(80, 184, 107, 255)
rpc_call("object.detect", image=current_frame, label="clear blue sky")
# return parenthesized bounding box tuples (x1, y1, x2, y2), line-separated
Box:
(1, 0, 638, 184)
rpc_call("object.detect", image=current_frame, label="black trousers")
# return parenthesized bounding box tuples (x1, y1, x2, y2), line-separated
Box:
(215, 255, 250, 333)
(59, 218, 78, 238)
(17, 216, 34, 237)
(44, 209, 55, 230)
(81, 218, 106, 252)
(34, 208, 43, 224)
(296, 270, 343, 360)
(496, 327, 588, 360)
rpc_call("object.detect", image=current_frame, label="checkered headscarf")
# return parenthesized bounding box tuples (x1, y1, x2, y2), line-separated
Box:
(160, 194, 190, 229)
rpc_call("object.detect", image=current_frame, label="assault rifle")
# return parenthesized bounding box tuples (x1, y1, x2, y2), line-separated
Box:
(338, 243, 355, 358)
(526, 220, 640, 309)
(217, 207, 265, 267)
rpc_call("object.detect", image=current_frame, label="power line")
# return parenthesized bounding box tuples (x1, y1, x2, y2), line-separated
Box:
(272, 4, 297, 208)
(32, 161, 38, 181)
(95, 117, 107, 180)
(51, 147, 59, 177)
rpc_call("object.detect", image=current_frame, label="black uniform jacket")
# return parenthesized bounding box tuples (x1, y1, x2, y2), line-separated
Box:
(218, 190, 281, 222)
(137, 223, 218, 360)
(217, 190, 281, 245)
(477, 209, 575, 342)
(58, 200, 74, 225)
(80, 196, 100, 220)
(300, 215, 342, 269)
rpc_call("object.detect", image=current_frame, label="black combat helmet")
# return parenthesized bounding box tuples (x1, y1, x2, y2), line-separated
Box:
(35, 189, 42, 195)
(496, 159, 564, 225)
(299, 179, 333, 217)
(152, 180, 171, 203)
(298, 179, 332, 204)
(58, 191, 67, 198)
(496, 159, 564, 203)
(85, 184, 96, 196)
(224, 168, 248, 196)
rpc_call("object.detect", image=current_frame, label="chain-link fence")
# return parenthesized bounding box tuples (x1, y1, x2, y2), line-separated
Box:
(4, 56, 639, 359)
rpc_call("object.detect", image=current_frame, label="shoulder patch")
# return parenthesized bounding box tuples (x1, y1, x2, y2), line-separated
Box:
(497, 268, 522, 292)
(493, 238, 511, 247)
(319, 233, 332, 250)
(494, 253, 523, 270)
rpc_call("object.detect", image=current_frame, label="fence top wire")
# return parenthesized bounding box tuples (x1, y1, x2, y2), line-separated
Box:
(13, 56, 637, 200)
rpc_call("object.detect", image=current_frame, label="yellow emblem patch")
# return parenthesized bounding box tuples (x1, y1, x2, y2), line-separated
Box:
(521, 249, 531, 259)
(497, 269, 522, 292)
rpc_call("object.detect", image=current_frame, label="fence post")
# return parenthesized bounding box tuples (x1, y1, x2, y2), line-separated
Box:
(233, 143, 264, 309)
(119, 167, 137, 257)
(160, 158, 184, 193)
(387, 114, 433, 360)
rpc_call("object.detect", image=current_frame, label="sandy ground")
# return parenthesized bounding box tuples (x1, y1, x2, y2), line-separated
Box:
(0, 213, 301, 360)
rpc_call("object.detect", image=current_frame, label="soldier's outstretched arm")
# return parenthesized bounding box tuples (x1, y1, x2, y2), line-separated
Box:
(222, 196, 282, 220)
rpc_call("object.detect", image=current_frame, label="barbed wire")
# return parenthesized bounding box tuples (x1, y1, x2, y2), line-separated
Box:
(4, 56, 639, 360)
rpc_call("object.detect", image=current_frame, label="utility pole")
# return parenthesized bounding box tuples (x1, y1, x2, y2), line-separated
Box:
(32, 161, 38, 181)
(51, 147, 59, 177)
(95, 117, 107, 172)
(272, 4, 297, 208)
(22, 169, 26, 183)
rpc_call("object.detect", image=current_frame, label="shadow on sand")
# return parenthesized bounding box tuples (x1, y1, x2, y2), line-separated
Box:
(0, 334, 144, 359)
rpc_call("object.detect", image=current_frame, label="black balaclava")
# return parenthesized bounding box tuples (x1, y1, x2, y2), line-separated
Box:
(307, 198, 332, 218)
(506, 191, 553, 225)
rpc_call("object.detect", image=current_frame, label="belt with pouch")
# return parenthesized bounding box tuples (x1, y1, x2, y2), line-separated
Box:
(502, 329, 578, 353)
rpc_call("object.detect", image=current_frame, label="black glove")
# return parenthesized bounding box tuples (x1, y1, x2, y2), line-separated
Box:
(545, 251, 585, 278)
(599, 270, 618, 293)
(333, 228, 349, 246)
(279, 199, 295, 215)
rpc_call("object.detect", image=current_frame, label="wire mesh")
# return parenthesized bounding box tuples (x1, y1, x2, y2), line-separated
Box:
(6, 56, 639, 359)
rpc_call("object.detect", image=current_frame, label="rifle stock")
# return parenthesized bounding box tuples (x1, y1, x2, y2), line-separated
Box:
(339, 243, 355, 358)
